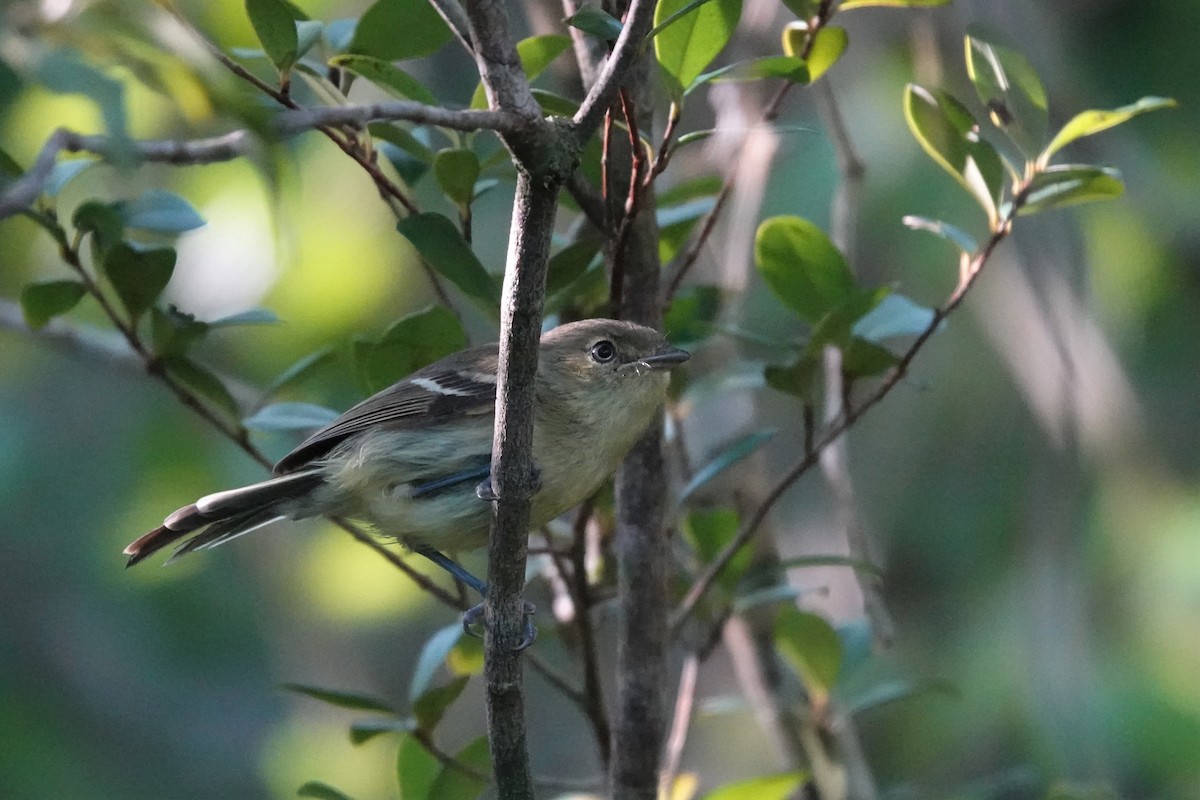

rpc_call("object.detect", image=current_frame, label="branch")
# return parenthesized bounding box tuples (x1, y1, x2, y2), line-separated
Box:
(462, 0, 541, 121)
(572, 0, 657, 137)
(671, 208, 1018, 635)
(427, 0, 474, 52)
(274, 102, 527, 136)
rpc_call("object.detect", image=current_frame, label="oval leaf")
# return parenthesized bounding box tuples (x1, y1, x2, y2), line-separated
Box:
(433, 149, 481, 208)
(964, 35, 1048, 155)
(409, 624, 465, 703)
(697, 56, 809, 89)
(901, 214, 978, 254)
(679, 430, 775, 503)
(851, 293, 936, 342)
(282, 683, 396, 713)
(329, 55, 437, 105)
(101, 243, 175, 321)
(1019, 164, 1124, 215)
(396, 734, 439, 800)
(412, 675, 469, 733)
(566, 6, 623, 41)
(245, 0, 299, 74)
(45, 159, 95, 197)
(775, 607, 842, 705)
(703, 771, 807, 800)
(802, 25, 848, 82)
(117, 189, 206, 233)
(1041, 96, 1176, 165)
(353, 305, 468, 394)
(469, 34, 571, 109)
(654, 0, 743, 97)
(754, 216, 855, 324)
(395, 213, 499, 309)
(163, 356, 238, 416)
(20, 280, 86, 329)
(297, 781, 357, 800)
(348, 0, 451, 61)
(427, 736, 490, 800)
(243, 402, 339, 431)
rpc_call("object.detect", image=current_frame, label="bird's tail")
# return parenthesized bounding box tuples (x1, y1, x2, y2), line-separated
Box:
(124, 469, 325, 566)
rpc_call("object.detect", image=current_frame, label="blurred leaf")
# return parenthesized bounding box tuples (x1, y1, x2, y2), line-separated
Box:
(697, 56, 809, 89)
(35, 50, 126, 140)
(684, 508, 749, 591)
(775, 607, 842, 705)
(101, 243, 174, 322)
(324, 18, 357, 52)
(702, 772, 807, 800)
(20, 281, 86, 330)
(149, 306, 208, 357)
(764, 355, 819, 399)
(297, 781, 357, 800)
(409, 623, 464, 702)
(768, 554, 884, 575)
(116, 189, 206, 233)
(852, 294, 936, 342)
(244, 402, 339, 431)
(902, 214, 978, 253)
(657, 175, 722, 207)
(803, 26, 847, 82)
(530, 89, 579, 116)
(427, 736, 490, 800)
(1019, 165, 1124, 215)
(413, 675, 469, 732)
(664, 284, 721, 347)
(164, 356, 238, 416)
(349, 716, 415, 745)
(245, 0, 299, 74)
(654, 0, 743, 97)
(547, 236, 602, 297)
(0, 147, 21, 183)
(964, 35, 1048, 155)
(434, 149, 481, 209)
(209, 308, 280, 327)
(845, 677, 958, 715)
(780, 0, 818, 18)
(397, 734, 440, 800)
(679, 430, 775, 503)
(903, 84, 1004, 220)
(470, 35, 571, 109)
(839, 0, 949, 7)
(354, 305, 468, 393)
(807, 286, 889, 351)
(755, 216, 855, 324)
(72, 200, 124, 259)
(348, 0, 451, 61)
(842, 337, 899, 378)
(369, 123, 435, 162)
(296, 20, 323, 59)
(261, 347, 336, 399)
(1041, 96, 1175, 164)
(293, 62, 347, 106)
(329, 55, 437, 105)
(447, 635, 484, 676)
(396, 214, 499, 308)
(45, 159, 96, 197)
(282, 684, 396, 713)
(565, 6, 623, 41)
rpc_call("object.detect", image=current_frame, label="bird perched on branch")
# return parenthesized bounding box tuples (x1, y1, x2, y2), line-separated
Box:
(125, 318, 689, 644)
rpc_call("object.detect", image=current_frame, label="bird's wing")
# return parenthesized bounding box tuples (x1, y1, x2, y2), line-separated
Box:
(274, 345, 500, 474)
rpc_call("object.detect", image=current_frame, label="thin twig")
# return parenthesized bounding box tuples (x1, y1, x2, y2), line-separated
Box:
(658, 652, 700, 797)
(567, 496, 612, 768)
(572, 0, 657, 137)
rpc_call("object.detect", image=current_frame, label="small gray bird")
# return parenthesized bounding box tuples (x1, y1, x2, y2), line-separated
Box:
(125, 318, 688, 639)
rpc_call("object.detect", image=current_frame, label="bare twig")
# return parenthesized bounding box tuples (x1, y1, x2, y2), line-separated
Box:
(658, 653, 700, 797)
(572, 0, 657, 137)
(567, 496, 612, 767)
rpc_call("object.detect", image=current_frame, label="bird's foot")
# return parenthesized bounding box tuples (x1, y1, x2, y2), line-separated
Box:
(462, 600, 538, 650)
(474, 464, 542, 502)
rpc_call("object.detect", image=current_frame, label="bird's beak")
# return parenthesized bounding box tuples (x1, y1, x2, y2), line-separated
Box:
(634, 345, 690, 371)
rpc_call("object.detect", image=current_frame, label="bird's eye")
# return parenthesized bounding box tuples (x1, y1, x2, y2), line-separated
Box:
(589, 340, 617, 363)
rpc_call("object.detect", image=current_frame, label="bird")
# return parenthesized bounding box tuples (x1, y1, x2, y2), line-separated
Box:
(124, 318, 689, 644)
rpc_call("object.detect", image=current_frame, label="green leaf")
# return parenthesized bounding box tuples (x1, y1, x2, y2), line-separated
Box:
(802, 25, 847, 82)
(353, 305, 468, 394)
(433, 149, 481, 208)
(964, 35, 1048, 156)
(245, 0, 299, 74)
(546, 236, 602, 297)
(209, 308, 280, 327)
(903, 84, 1004, 220)
(45, 159, 96, 197)
(901, 214, 978, 253)
(149, 306, 208, 357)
(1041, 96, 1176, 164)
(101, 243, 175, 322)
(664, 284, 721, 347)
(329, 55, 436, 105)
(296, 20, 324, 59)
(261, 347, 335, 399)
(470, 34, 571, 109)
(683, 508, 749, 591)
(775, 606, 842, 704)
(852, 294, 936, 342)
(427, 736, 490, 800)
(838, 0, 950, 7)
(764, 355, 819, 399)
(72, 200, 124, 259)
(653, 0, 742, 97)
(395, 214, 499, 309)
(780, 0, 818, 17)
(396, 734, 440, 800)
(282, 684, 396, 714)
(243, 402, 339, 431)
(703, 771, 807, 800)
(409, 624, 465, 703)
(0, 147, 22, 183)
(163, 356, 239, 416)
(348, 0, 452, 61)
(116, 190, 206, 233)
(696, 56, 809, 89)
(349, 717, 415, 745)
(754, 216, 855, 324)
(324, 18, 357, 52)
(35, 50, 127, 141)
(807, 286, 889, 352)
(531, 89, 580, 116)
(413, 675, 469, 733)
(565, 6, 623, 41)
(20, 280, 87, 329)
(1019, 165, 1124, 215)
(842, 337, 898, 378)
(679, 430, 775, 503)
(297, 781, 357, 800)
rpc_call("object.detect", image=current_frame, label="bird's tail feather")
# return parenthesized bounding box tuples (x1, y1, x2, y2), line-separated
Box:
(125, 469, 324, 567)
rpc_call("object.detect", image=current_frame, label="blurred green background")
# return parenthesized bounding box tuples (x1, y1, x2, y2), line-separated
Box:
(1, 0, 1197, 798)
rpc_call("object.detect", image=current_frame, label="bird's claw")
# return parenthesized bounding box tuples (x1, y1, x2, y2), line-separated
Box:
(461, 600, 538, 650)
(474, 464, 542, 503)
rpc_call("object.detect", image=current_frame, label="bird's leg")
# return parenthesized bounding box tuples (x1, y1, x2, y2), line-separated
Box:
(412, 545, 537, 650)
(474, 462, 542, 502)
